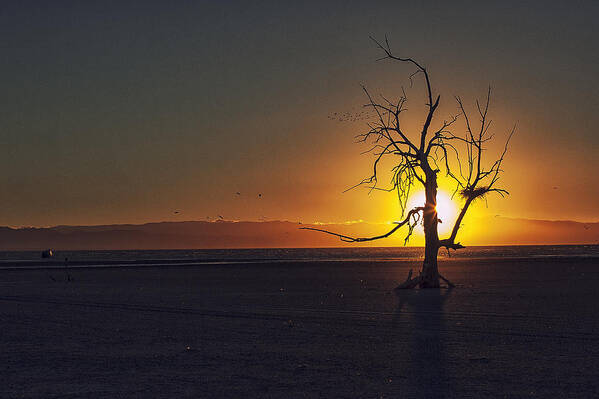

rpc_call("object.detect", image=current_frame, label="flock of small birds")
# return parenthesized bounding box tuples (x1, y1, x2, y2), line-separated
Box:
(173, 192, 265, 221)
(327, 110, 374, 122)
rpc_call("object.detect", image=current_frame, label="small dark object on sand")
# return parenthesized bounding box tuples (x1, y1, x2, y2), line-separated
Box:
(65, 257, 72, 282)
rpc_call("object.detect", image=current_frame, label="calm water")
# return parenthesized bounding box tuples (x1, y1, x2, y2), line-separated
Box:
(0, 245, 598, 266)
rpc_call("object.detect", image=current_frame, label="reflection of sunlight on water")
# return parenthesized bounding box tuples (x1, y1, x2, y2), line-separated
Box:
(406, 189, 459, 236)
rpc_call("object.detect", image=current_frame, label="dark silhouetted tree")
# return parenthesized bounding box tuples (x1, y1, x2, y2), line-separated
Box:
(303, 37, 514, 288)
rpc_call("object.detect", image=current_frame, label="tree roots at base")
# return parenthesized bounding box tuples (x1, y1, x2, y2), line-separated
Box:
(394, 269, 456, 290)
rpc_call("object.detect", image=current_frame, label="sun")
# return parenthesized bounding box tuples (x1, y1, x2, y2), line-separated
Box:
(405, 189, 459, 235)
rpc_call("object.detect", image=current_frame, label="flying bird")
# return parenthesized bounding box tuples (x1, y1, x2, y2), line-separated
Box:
(218, 215, 224, 219)
(235, 192, 241, 196)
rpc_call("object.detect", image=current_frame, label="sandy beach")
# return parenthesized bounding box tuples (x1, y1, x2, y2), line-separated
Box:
(2, 256, 599, 398)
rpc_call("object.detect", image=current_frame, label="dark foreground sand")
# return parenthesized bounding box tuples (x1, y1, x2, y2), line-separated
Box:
(2, 257, 599, 398)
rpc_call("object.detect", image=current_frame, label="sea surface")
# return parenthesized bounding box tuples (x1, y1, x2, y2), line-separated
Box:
(0, 245, 598, 268)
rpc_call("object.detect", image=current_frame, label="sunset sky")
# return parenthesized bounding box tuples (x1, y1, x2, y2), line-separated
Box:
(2, 1, 598, 238)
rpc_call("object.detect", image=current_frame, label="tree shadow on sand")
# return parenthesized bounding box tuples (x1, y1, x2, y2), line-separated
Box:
(393, 288, 453, 398)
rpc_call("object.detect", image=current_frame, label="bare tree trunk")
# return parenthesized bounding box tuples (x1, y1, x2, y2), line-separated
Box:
(420, 174, 440, 288)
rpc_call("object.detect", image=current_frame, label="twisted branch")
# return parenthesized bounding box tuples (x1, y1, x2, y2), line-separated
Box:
(300, 207, 424, 243)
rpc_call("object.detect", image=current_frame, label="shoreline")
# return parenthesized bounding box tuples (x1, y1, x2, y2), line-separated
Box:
(1, 254, 598, 272)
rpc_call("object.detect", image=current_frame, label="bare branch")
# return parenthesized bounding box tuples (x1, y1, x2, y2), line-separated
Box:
(300, 207, 424, 243)
(439, 92, 516, 249)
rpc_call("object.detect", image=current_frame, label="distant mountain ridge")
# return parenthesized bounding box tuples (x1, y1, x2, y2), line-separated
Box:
(0, 218, 597, 250)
